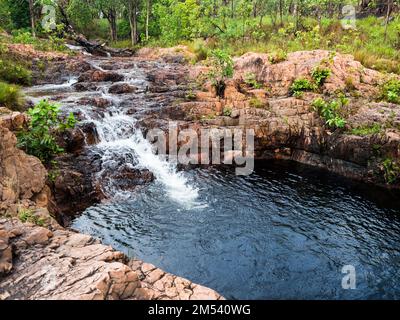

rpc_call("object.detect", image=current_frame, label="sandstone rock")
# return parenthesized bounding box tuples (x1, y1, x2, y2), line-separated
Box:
(0, 219, 223, 300)
(78, 70, 124, 83)
(108, 83, 137, 94)
(0, 127, 48, 213)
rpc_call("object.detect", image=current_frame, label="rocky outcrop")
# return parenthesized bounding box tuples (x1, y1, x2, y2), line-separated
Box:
(179, 50, 400, 188)
(0, 126, 49, 215)
(78, 70, 124, 83)
(0, 219, 223, 300)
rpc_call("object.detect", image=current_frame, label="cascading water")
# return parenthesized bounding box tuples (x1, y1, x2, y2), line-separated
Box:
(88, 109, 199, 204)
(24, 57, 199, 206)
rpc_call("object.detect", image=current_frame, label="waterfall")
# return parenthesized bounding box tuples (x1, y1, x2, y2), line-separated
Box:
(89, 110, 199, 205)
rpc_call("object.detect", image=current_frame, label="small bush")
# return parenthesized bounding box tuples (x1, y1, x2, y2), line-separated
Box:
(19, 209, 46, 226)
(350, 123, 382, 136)
(0, 81, 24, 110)
(191, 39, 208, 62)
(223, 106, 232, 116)
(379, 79, 400, 104)
(381, 158, 400, 184)
(311, 67, 331, 87)
(269, 49, 287, 64)
(312, 97, 347, 129)
(244, 72, 263, 89)
(249, 97, 264, 108)
(17, 100, 77, 163)
(290, 78, 315, 97)
(0, 59, 32, 85)
(208, 49, 234, 98)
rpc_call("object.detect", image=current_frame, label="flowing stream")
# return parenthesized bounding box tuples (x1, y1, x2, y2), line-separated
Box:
(24, 56, 400, 300)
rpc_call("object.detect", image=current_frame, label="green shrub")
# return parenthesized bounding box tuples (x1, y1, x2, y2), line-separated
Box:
(191, 39, 209, 62)
(244, 72, 263, 89)
(311, 67, 331, 87)
(381, 158, 400, 184)
(208, 49, 234, 98)
(17, 100, 77, 163)
(269, 49, 287, 64)
(0, 81, 24, 110)
(19, 209, 46, 226)
(312, 97, 347, 129)
(223, 106, 232, 116)
(0, 59, 31, 85)
(249, 97, 264, 108)
(379, 79, 400, 104)
(350, 123, 382, 136)
(290, 78, 315, 97)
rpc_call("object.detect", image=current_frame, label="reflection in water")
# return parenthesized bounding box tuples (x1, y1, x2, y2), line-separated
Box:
(73, 161, 400, 300)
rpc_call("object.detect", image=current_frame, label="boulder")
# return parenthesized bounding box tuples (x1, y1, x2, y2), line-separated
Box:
(108, 83, 137, 94)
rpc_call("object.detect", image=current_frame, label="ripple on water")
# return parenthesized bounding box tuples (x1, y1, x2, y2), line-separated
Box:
(73, 161, 400, 300)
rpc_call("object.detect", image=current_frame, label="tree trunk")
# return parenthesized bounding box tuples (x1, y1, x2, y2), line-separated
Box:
(110, 9, 118, 42)
(28, 0, 35, 37)
(384, 0, 393, 41)
(279, 0, 284, 25)
(146, 0, 151, 41)
(129, 0, 139, 46)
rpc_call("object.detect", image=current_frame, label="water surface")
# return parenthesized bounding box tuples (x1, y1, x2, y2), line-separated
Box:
(73, 161, 400, 300)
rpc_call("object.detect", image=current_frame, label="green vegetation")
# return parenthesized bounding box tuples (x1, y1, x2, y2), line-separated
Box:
(18, 209, 46, 226)
(269, 49, 288, 64)
(0, 59, 32, 85)
(249, 97, 264, 108)
(207, 49, 234, 97)
(244, 72, 263, 89)
(223, 107, 232, 117)
(290, 78, 315, 97)
(379, 79, 400, 104)
(312, 96, 348, 129)
(0, 1, 400, 75)
(350, 123, 382, 136)
(17, 100, 77, 164)
(381, 158, 400, 184)
(0, 81, 24, 110)
(311, 67, 331, 87)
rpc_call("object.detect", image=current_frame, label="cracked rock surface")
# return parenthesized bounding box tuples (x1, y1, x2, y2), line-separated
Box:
(0, 219, 223, 300)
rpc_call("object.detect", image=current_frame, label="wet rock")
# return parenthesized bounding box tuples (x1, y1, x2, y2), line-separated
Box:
(78, 70, 124, 83)
(108, 83, 137, 94)
(80, 122, 99, 145)
(73, 82, 98, 92)
(78, 97, 112, 108)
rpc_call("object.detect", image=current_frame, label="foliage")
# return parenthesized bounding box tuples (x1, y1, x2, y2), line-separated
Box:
(249, 97, 264, 109)
(207, 49, 234, 97)
(19, 209, 46, 226)
(223, 106, 232, 117)
(269, 49, 288, 64)
(17, 100, 77, 163)
(312, 97, 347, 129)
(381, 158, 400, 184)
(0, 59, 32, 85)
(350, 123, 382, 136)
(311, 67, 331, 87)
(189, 39, 209, 63)
(290, 78, 315, 97)
(379, 79, 400, 104)
(0, 81, 24, 110)
(244, 72, 263, 89)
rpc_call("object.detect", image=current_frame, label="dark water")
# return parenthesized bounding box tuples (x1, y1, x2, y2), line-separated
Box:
(72, 160, 400, 300)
